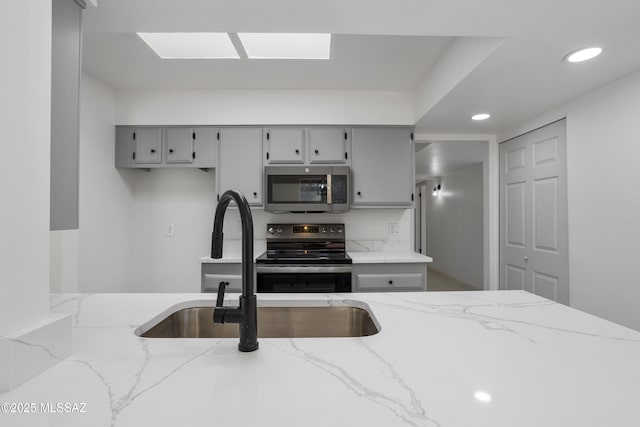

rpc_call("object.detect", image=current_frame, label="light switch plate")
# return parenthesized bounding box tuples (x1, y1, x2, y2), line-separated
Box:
(166, 223, 175, 237)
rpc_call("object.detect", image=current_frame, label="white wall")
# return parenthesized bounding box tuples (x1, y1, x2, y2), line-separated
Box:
(130, 169, 216, 292)
(50, 230, 79, 293)
(426, 164, 484, 289)
(78, 72, 137, 292)
(499, 68, 640, 331)
(1, 0, 73, 393)
(0, 0, 51, 335)
(115, 89, 414, 125)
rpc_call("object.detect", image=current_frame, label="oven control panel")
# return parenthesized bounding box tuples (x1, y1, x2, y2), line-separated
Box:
(267, 223, 345, 239)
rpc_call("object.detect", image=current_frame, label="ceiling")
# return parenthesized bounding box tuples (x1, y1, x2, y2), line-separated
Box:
(82, 33, 453, 90)
(82, 0, 640, 134)
(415, 142, 487, 180)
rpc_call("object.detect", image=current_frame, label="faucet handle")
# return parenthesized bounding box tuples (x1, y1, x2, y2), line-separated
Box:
(216, 281, 228, 307)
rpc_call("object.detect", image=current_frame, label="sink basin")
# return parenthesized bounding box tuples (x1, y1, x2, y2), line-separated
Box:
(135, 300, 380, 338)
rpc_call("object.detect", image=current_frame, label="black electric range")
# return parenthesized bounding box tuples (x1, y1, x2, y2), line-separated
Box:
(255, 223, 352, 292)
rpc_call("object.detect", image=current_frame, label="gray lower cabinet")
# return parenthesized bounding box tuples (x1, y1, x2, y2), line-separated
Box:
(351, 127, 414, 207)
(352, 263, 427, 291)
(115, 126, 216, 169)
(201, 263, 253, 293)
(218, 128, 263, 205)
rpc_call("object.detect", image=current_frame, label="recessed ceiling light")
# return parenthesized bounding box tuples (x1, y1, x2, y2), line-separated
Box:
(472, 113, 491, 121)
(237, 33, 331, 59)
(564, 47, 603, 63)
(137, 32, 240, 59)
(474, 391, 493, 403)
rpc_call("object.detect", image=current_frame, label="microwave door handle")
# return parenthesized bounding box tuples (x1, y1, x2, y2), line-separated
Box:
(326, 174, 332, 204)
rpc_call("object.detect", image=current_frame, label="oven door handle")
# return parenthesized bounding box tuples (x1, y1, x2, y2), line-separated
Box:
(256, 265, 352, 274)
(326, 173, 332, 205)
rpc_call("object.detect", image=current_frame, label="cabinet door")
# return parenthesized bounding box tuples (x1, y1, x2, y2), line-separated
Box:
(351, 128, 413, 206)
(133, 128, 162, 164)
(264, 128, 305, 163)
(192, 127, 217, 168)
(219, 128, 263, 205)
(115, 127, 134, 168)
(308, 128, 349, 164)
(165, 128, 194, 164)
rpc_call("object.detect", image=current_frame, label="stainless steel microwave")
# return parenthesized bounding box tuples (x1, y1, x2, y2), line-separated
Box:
(264, 166, 350, 213)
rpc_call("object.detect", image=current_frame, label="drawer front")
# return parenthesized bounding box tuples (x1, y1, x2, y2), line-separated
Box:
(203, 274, 243, 293)
(356, 273, 424, 291)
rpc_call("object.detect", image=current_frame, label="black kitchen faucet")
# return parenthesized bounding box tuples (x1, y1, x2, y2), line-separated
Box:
(210, 189, 259, 352)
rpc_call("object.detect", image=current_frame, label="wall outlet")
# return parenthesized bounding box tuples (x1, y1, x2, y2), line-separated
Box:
(166, 223, 175, 237)
(388, 223, 400, 235)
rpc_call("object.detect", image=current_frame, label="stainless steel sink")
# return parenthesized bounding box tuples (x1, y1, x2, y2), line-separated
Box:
(135, 302, 380, 338)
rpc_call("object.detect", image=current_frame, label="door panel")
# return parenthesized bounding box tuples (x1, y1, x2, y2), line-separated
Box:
(505, 265, 526, 290)
(533, 177, 559, 253)
(506, 182, 526, 247)
(500, 120, 568, 304)
(533, 271, 558, 301)
(506, 147, 526, 172)
(533, 137, 559, 167)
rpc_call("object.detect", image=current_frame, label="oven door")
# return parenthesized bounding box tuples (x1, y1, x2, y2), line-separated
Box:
(256, 265, 352, 293)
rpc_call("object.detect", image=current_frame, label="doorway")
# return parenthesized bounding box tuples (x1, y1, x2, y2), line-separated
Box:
(415, 140, 489, 290)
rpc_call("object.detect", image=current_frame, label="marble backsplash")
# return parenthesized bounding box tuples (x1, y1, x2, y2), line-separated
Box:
(346, 240, 411, 252)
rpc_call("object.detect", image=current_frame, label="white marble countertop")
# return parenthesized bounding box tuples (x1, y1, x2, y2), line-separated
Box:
(348, 251, 432, 263)
(2, 291, 639, 426)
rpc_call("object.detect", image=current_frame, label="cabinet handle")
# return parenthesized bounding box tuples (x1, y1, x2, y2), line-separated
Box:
(192, 132, 196, 140)
(295, 149, 300, 155)
(344, 131, 348, 140)
(388, 280, 393, 285)
(192, 151, 196, 159)
(151, 149, 156, 153)
(133, 132, 136, 141)
(169, 149, 174, 154)
(314, 149, 319, 155)
(357, 191, 362, 196)
(253, 192, 258, 197)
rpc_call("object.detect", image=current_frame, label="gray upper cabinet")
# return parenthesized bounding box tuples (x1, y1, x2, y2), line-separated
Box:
(308, 128, 350, 164)
(218, 128, 263, 206)
(351, 127, 414, 207)
(191, 127, 217, 168)
(134, 128, 162, 164)
(115, 126, 216, 169)
(264, 128, 305, 164)
(165, 128, 194, 164)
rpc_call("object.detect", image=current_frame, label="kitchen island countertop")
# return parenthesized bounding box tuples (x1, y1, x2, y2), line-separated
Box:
(1, 291, 639, 427)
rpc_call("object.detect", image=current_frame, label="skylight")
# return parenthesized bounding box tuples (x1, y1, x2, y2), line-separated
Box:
(137, 32, 240, 59)
(237, 33, 331, 59)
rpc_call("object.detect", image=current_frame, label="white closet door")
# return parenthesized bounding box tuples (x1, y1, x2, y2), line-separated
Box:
(500, 120, 569, 304)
